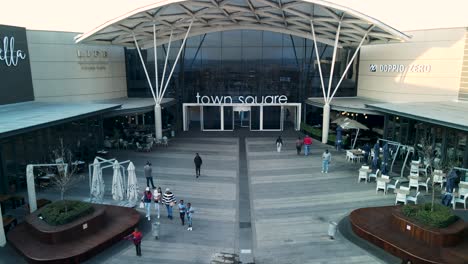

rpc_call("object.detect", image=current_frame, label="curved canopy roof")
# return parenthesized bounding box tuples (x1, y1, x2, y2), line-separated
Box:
(75, 0, 409, 48)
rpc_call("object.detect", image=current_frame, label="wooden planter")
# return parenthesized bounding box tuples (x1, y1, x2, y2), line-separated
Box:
(392, 208, 465, 248)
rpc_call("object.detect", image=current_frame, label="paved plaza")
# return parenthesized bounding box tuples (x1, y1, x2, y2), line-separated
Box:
(0, 134, 414, 264)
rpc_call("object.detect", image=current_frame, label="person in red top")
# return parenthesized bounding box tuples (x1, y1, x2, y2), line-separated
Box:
(125, 227, 143, 256)
(303, 135, 312, 156)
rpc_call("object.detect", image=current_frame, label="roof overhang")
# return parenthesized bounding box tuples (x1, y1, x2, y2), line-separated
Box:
(98, 97, 176, 117)
(366, 101, 468, 132)
(75, 0, 409, 48)
(0, 101, 120, 139)
(305, 97, 382, 115)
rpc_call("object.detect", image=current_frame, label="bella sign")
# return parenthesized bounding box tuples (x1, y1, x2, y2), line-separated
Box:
(0, 36, 27, 67)
(196, 92, 288, 104)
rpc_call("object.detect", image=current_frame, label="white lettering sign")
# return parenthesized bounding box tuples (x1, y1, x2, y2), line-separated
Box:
(0, 36, 27, 67)
(369, 64, 431, 73)
(196, 93, 288, 104)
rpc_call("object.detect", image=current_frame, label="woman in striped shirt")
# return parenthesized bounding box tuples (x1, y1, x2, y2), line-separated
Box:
(162, 188, 176, 220)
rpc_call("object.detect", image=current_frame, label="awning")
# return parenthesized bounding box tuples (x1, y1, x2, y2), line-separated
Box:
(75, 0, 409, 48)
(305, 97, 382, 115)
(366, 101, 468, 132)
(96, 97, 176, 117)
(0, 101, 120, 139)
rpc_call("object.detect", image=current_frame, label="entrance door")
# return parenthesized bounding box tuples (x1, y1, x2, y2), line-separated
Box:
(233, 106, 250, 129)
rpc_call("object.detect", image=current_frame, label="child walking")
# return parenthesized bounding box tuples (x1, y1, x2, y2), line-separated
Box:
(178, 200, 186, 225)
(186, 202, 195, 231)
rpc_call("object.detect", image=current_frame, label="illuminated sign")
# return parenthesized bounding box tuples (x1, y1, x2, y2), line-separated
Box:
(196, 92, 288, 104)
(0, 36, 27, 67)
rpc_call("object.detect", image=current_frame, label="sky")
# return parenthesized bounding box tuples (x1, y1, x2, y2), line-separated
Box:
(0, 0, 467, 33)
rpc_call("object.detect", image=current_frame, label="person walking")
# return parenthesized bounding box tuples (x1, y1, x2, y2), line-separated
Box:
(276, 136, 283, 152)
(124, 227, 142, 257)
(153, 186, 162, 219)
(144, 161, 156, 189)
(186, 202, 195, 231)
(162, 188, 176, 219)
(178, 199, 186, 225)
(141, 187, 153, 221)
(194, 153, 203, 178)
(303, 135, 312, 156)
(295, 137, 302, 155)
(322, 149, 332, 173)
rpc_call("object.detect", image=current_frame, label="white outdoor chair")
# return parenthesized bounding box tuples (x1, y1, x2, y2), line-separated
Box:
(162, 136, 168, 147)
(406, 192, 420, 204)
(386, 179, 400, 194)
(369, 169, 380, 182)
(122, 141, 128, 149)
(376, 177, 388, 195)
(358, 170, 368, 183)
(418, 177, 431, 193)
(395, 186, 410, 205)
(409, 176, 419, 191)
(136, 142, 143, 152)
(346, 151, 357, 162)
(433, 171, 446, 188)
(452, 187, 468, 209)
(419, 163, 430, 177)
(361, 165, 370, 170)
(410, 163, 420, 175)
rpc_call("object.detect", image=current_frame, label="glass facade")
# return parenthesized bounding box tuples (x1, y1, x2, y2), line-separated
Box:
(125, 30, 358, 105)
(384, 115, 468, 168)
(0, 116, 103, 193)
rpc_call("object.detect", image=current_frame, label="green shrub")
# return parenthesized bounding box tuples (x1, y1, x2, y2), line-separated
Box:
(402, 203, 459, 228)
(41, 200, 94, 226)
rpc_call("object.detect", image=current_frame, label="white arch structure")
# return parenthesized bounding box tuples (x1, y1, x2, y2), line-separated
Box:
(76, 0, 409, 141)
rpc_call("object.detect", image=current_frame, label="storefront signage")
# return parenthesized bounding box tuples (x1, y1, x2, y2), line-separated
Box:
(76, 49, 108, 58)
(0, 36, 27, 67)
(77, 49, 109, 70)
(369, 64, 431, 73)
(196, 92, 288, 104)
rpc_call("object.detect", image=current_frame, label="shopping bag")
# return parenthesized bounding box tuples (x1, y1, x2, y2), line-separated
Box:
(139, 202, 145, 209)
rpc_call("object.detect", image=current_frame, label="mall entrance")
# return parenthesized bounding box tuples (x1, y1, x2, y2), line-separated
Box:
(183, 103, 301, 132)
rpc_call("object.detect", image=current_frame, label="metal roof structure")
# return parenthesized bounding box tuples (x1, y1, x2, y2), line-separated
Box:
(75, 0, 409, 48)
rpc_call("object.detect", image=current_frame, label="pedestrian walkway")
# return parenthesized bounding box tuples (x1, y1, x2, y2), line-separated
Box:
(1, 134, 409, 264)
(246, 137, 396, 264)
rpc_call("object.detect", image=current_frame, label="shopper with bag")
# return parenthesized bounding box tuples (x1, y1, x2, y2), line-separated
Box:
(154, 186, 162, 219)
(162, 188, 176, 220)
(141, 187, 153, 221)
(321, 149, 332, 173)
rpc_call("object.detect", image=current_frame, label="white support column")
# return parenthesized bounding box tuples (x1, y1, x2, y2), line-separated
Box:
(155, 104, 163, 140)
(132, 34, 158, 102)
(329, 26, 374, 101)
(0, 203, 5, 247)
(221, 106, 224, 131)
(322, 103, 331, 143)
(153, 24, 160, 101)
(326, 19, 342, 100)
(183, 105, 188, 131)
(260, 105, 263, 131)
(158, 21, 194, 103)
(159, 30, 173, 99)
(142, 113, 146, 125)
(26, 165, 37, 213)
(135, 115, 139, 125)
(310, 21, 326, 100)
(296, 104, 302, 131)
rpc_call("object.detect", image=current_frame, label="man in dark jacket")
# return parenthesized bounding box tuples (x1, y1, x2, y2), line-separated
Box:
(194, 153, 203, 178)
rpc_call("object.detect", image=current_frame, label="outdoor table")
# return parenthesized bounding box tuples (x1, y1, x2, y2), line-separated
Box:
(377, 177, 391, 184)
(360, 168, 372, 174)
(350, 149, 364, 156)
(396, 188, 410, 195)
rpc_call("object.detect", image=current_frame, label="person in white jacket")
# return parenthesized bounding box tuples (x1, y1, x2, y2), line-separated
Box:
(322, 149, 332, 173)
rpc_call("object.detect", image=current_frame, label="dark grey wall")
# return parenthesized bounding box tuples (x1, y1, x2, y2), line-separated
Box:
(0, 25, 34, 105)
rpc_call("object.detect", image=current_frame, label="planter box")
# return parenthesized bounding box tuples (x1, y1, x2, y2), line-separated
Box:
(392, 208, 465, 247)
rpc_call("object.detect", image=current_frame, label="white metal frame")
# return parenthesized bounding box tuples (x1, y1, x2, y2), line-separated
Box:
(183, 103, 301, 131)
